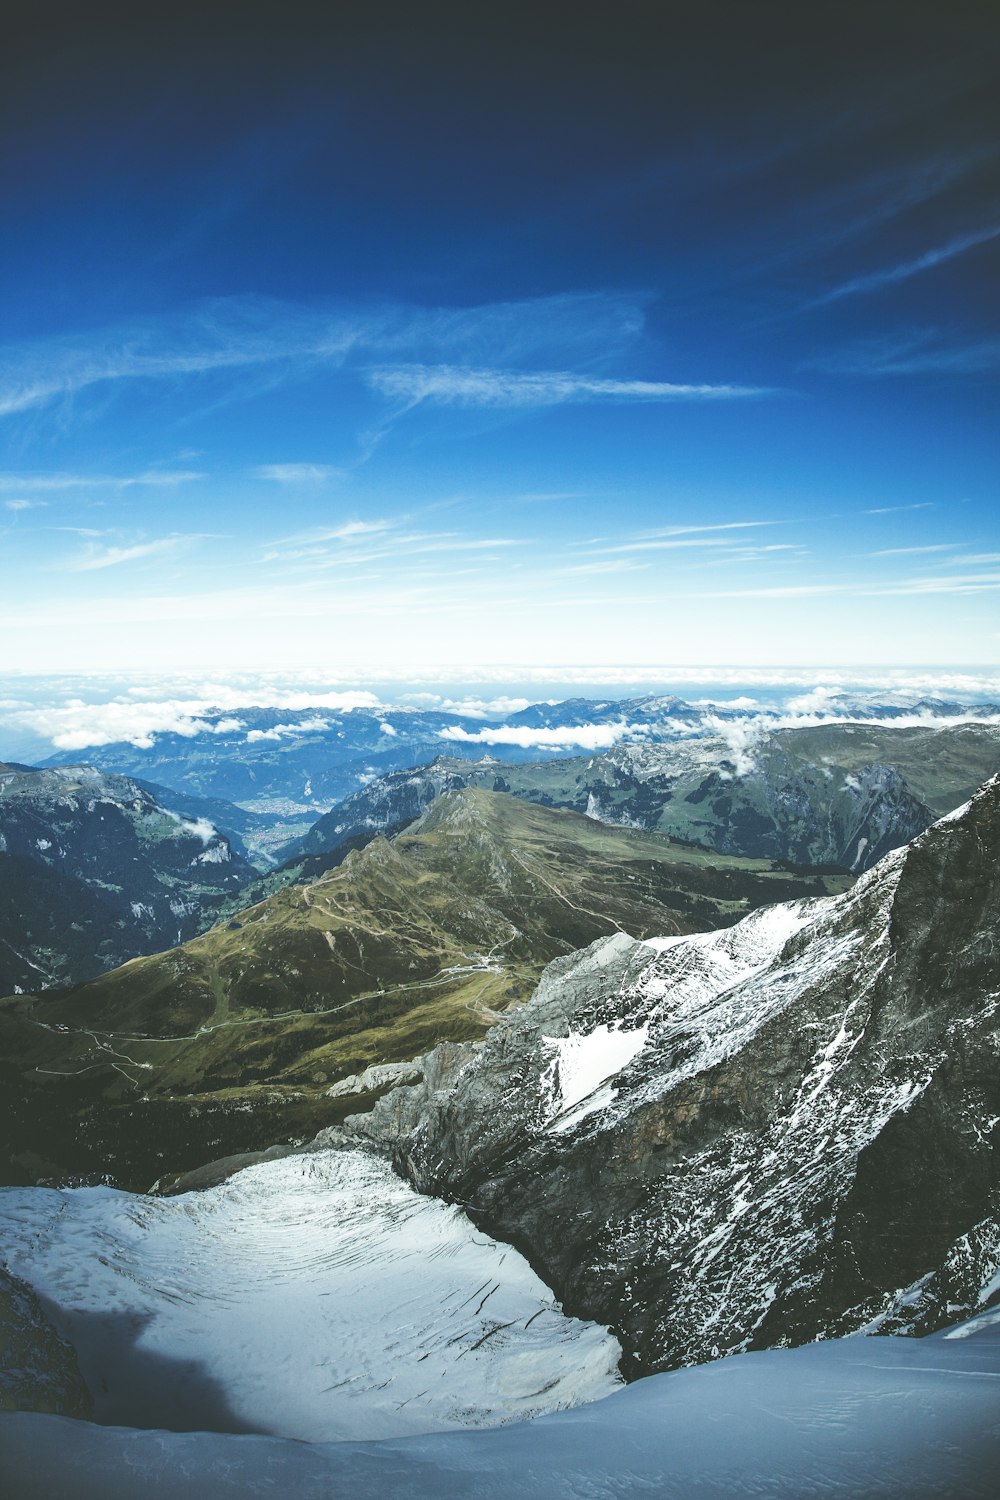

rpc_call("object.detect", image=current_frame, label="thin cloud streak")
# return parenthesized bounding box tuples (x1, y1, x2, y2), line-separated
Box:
(0, 470, 205, 491)
(811, 330, 1000, 378)
(0, 291, 659, 421)
(255, 463, 340, 483)
(872, 544, 963, 556)
(865, 503, 934, 515)
(808, 223, 1000, 309)
(65, 535, 204, 572)
(367, 365, 771, 408)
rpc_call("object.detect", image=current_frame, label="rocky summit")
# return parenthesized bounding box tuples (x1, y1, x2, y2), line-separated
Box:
(338, 776, 1000, 1376)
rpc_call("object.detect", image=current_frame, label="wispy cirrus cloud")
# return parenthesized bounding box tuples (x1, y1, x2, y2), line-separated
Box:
(367, 364, 770, 409)
(865, 503, 934, 515)
(808, 327, 1000, 378)
(260, 512, 525, 575)
(712, 570, 1000, 599)
(65, 535, 203, 572)
(270, 518, 395, 549)
(872, 543, 963, 556)
(0, 291, 658, 422)
(0, 298, 369, 419)
(876, 571, 1000, 595)
(637, 521, 780, 537)
(568, 519, 791, 559)
(807, 223, 1000, 309)
(0, 469, 204, 491)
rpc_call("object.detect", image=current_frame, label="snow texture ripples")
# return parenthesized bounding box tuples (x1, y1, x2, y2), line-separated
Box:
(0, 1149, 622, 1442)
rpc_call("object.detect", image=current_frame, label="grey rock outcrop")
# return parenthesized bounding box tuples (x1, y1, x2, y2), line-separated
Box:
(341, 779, 1000, 1376)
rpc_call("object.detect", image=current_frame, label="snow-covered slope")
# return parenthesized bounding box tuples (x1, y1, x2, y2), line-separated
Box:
(0, 1150, 621, 1443)
(2, 1318, 999, 1499)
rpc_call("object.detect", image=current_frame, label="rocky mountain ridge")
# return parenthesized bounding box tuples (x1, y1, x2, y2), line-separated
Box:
(0, 789, 844, 1189)
(334, 776, 1000, 1375)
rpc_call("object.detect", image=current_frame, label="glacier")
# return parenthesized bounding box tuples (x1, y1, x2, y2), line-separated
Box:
(0, 1150, 621, 1444)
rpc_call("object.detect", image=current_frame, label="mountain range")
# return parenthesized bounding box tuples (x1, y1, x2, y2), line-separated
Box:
(336, 776, 1000, 1376)
(281, 720, 1000, 871)
(37, 696, 1000, 857)
(1, 775, 999, 1499)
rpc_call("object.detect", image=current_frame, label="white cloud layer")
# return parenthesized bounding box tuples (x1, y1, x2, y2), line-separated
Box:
(4, 670, 1000, 758)
(438, 722, 640, 752)
(245, 717, 334, 743)
(8, 692, 380, 751)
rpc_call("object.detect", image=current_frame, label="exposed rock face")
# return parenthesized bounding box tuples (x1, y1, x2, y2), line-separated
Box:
(0, 763, 258, 991)
(341, 779, 1000, 1376)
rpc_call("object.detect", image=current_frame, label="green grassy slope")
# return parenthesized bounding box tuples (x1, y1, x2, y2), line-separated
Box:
(0, 789, 849, 1190)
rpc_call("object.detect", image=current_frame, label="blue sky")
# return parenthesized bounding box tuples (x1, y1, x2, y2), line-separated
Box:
(1, 2, 998, 674)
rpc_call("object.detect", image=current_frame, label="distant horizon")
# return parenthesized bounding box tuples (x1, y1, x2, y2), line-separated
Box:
(4, 662, 1000, 766)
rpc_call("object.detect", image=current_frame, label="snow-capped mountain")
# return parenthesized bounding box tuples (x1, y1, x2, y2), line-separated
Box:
(338, 775, 1000, 1374)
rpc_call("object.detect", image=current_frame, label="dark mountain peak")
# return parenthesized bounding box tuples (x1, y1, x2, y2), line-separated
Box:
(0, 764, 259, 994)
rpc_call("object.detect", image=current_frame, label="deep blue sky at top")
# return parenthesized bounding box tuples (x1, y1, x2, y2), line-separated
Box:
(1, 0, 998, 673)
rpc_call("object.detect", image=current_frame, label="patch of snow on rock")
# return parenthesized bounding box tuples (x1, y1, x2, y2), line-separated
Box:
(543, 1022, 649, 1131)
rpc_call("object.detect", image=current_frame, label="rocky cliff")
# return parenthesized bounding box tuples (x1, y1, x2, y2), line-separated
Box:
(339, 777, 1000, 1375)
